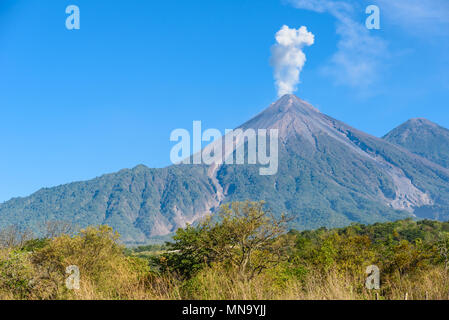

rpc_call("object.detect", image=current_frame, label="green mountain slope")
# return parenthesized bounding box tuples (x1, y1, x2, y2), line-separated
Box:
(0, 165, 220, 245)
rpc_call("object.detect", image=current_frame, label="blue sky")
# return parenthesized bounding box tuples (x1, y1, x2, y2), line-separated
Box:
(0, 0, 448, 202)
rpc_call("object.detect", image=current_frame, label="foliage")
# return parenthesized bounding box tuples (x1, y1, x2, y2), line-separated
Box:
(160, 201, 291, 280)
(3, 207, 449, 299)
(0, 225, 151, 300)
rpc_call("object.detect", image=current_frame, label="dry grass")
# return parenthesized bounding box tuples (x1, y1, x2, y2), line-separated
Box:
(2, 225, 449, 300)
(2, 257, 449, 300)
(126, 265, 449, 301)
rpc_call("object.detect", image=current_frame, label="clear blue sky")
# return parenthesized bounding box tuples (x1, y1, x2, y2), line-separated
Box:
(0, 0, 448, 202)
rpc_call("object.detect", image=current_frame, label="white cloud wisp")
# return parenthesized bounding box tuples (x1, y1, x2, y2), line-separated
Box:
(288, 0, 388, 87)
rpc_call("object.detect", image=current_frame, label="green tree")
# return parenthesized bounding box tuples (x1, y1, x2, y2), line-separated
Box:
(161, 201, 291, 280)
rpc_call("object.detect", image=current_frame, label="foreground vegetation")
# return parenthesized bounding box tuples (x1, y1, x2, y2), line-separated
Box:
(2, 201, 449, 300)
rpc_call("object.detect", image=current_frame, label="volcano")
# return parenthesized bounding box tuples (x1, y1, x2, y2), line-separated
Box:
(2, 95, 449, 244)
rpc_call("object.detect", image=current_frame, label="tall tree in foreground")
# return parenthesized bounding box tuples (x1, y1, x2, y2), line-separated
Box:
(162, 201, 292, 280)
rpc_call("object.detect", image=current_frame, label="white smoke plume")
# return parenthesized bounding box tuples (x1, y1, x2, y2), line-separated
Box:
(270, 25, 315, 97)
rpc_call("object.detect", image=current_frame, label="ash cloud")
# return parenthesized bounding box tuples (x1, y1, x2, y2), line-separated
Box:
(270, 25, 315, 97)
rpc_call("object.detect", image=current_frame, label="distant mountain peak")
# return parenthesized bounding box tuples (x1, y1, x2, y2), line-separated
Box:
(384, 117, 449, 169)
(132, 164, 149, 172)
(385, 118, 445, 139)
(406, 118, 438, 127)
